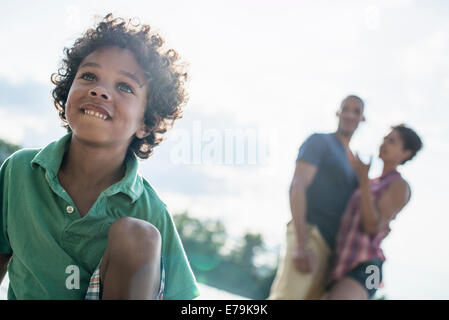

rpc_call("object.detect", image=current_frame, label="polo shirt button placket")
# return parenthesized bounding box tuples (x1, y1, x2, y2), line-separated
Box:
(66, 205, 74, 214)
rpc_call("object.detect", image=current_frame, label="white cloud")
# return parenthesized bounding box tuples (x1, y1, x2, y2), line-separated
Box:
(401, 28, 449, 77)
(0, 109, 53, 144)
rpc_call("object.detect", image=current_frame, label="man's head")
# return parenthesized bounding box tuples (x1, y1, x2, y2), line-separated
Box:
(336, 95, 365, 137)
(51, 13, 188, 159)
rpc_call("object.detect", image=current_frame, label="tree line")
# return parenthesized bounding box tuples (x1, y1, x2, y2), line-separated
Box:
(173, 212, 278, 299)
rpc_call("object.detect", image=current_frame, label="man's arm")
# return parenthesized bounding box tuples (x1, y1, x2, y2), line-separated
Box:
(290, 160, 317, 246)
(0, 253, 11, 284)
(289, 160, 318, 272)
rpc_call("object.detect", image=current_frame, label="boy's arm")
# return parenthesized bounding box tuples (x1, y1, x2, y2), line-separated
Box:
(0, 253, 11, 284)
(290, 160, 318, 246)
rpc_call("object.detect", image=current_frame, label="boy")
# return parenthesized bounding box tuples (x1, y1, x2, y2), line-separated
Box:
(0, 13, 199, 300)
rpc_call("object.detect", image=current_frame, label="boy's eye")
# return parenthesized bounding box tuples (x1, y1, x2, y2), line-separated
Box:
(79, 72, 96, 81)
(118, 82, 134, 94)
(78, 72, 134, 94)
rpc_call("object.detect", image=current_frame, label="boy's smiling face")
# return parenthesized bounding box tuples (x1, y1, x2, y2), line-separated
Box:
(65, 46, 149, 149)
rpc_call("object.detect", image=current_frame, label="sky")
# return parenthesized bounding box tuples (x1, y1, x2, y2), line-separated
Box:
(0, 0, 448, 299)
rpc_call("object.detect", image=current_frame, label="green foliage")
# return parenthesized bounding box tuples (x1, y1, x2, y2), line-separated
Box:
(174, 212, 277, 299)
(0, 138, 20, 166)
(174, 212, 226, 272)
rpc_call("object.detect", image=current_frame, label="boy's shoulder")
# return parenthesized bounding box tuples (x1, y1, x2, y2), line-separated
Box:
(137, 176, 171, 217)
(141, 177, 164, 202)
(2, 147, 41, 169)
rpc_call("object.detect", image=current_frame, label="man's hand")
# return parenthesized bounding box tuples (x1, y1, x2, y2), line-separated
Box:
(292, 243, 317, 273)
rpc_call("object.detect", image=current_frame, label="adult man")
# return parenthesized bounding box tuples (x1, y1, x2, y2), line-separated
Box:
(269, 95, 365, 300)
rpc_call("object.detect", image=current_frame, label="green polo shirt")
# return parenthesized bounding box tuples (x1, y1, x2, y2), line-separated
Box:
(0, 132, 199, 300)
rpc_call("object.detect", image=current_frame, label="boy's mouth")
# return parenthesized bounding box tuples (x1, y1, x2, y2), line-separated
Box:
(82, 108, 110, 120)
(80, 103, 112, 120)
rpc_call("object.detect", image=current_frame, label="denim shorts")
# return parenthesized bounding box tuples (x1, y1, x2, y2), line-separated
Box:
(85, 257, 165, 300)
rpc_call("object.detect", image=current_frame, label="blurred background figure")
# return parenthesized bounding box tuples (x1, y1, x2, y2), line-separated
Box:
(268, 95, 365, 299)
(325, 124, 422, 299)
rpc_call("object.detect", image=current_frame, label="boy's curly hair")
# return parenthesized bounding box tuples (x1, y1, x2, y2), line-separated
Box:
(51, 13, 188, 159)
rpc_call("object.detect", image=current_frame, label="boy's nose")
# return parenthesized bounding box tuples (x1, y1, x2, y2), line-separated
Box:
(88, 87, 111, 101)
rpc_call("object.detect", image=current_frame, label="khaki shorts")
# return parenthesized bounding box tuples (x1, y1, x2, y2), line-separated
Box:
(268, 222, 331, 300)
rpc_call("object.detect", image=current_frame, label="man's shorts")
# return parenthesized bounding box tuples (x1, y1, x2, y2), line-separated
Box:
(268, 222, 331, 300)
(85, 257, 165, 300)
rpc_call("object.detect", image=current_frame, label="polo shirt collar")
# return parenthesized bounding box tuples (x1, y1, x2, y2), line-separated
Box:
(30, 132, 144, 203)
